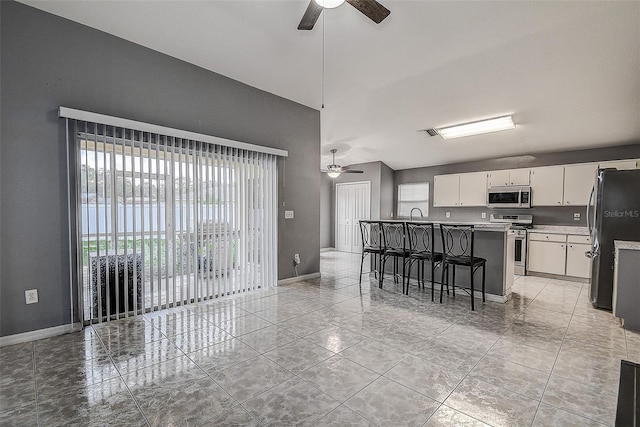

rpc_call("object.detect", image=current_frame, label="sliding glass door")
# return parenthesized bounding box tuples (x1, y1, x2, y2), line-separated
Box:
(71, 121, 277, 323)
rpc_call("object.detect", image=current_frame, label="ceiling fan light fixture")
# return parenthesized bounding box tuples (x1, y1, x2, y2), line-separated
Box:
(436, 115, 515, 140)
(314, 0, 346, 8)
(327, 171, 342, 178)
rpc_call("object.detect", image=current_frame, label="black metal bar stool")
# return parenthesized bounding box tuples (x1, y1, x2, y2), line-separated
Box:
(358, 220, 383, 285)
(405, 222, 444, 299)
(379, 221, 410, 289)
(439, 224, 486, 310)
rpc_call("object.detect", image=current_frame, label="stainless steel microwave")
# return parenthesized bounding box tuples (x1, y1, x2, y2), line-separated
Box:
(487, 186, 531, 208)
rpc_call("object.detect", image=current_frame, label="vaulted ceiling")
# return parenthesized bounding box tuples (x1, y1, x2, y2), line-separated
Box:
(21, 1, 640, 170)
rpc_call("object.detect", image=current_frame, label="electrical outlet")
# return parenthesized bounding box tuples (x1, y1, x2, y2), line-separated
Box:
(445, 212, 451, 218)
(284, 210, 294, 219)
(294, 253, 301, 265)
(25, 289, 38, 304)
(574, 213, 581, 221)
(481, 212, 487, 219)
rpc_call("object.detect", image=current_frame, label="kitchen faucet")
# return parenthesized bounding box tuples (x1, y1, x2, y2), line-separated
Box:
(410, 207, 424, 221)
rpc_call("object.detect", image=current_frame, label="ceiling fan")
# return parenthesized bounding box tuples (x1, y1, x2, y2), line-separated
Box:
(322, 149, 364, 178)
(298, 0, 390, 31)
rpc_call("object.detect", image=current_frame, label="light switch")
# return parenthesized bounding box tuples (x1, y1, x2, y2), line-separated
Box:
(284, 210, 294, 219)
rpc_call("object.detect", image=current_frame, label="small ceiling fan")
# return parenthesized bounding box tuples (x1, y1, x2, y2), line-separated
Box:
(322, 149, 364, 178)
(298, 0, 390, 31)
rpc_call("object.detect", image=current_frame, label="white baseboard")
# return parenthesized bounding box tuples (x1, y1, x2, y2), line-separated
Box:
(525, 271, 589, 283)
(0, 322, 83, 347)
(320, 247, 335, 252)
(483, 292, 509, 304)
(278, 272, 321, 286)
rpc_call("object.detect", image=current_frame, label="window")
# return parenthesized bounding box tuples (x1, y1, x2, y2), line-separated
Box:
(397, 182, 429, 218)
(65, 114, 281, 324)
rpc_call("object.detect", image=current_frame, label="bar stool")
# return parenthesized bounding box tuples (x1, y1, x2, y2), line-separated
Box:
(405, 222, 443, 299)
(379, 221, 410, 289)
(358, 220, 383, 285)
(439, 224, 486, 310)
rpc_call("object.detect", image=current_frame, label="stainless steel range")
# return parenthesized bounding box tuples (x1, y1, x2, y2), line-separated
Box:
(490, 214, 533, 275)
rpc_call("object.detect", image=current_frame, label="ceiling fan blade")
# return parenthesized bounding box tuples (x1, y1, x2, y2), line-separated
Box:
(298, 0, 323, 30)
(342, 170, 364, 174)
(345, 0, 390, 24)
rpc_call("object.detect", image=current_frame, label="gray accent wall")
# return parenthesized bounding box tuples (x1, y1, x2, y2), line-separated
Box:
(319, 174, 334, 249)
(0, 2, 320, 337)
(380, 162, 395, 220)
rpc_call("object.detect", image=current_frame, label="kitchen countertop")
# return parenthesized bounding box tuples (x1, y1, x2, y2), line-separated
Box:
(391, 221, 591, 234)
(615, 240, 640, 251)
(529, 225, 589, 235)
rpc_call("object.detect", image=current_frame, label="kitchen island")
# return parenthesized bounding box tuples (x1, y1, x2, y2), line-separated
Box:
(377, 220, 514, 302)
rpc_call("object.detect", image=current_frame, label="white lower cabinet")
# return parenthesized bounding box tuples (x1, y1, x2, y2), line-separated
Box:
(527, 232, 591, 278)
(565, 235, 592, 278)
(528, 237, 566, 275)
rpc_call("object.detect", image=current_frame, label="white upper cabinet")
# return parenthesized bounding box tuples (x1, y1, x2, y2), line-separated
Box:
(487, 170, 510, 187)
(563, 163, 598, 206)
(530, 166, 564, 206)
(433, 159, 637, 209)
(459, 172, 488, 206)
(434, 172, 488, 207)
(487, 168, 529, 187)
(508, 168, 531, 185)
(599, 160, 638, 170)
(433, 174, 460, 207)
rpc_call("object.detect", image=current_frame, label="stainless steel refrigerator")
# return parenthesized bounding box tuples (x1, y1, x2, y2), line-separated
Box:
(587, 168, 640, 310)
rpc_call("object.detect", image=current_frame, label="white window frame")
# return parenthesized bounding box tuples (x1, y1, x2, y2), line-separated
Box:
(397, 182, 429, 218)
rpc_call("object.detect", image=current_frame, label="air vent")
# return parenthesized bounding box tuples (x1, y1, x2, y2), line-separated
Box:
(421, 128, 439, 137)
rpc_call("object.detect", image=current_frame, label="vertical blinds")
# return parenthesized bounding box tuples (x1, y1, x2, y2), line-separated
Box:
(64, 111, 282, 323)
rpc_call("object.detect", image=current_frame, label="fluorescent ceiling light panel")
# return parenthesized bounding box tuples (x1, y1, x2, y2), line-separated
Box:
(436, 115, 515, 140)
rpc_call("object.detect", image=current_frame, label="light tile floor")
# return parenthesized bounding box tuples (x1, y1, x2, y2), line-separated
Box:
(1, 250, 639, 426)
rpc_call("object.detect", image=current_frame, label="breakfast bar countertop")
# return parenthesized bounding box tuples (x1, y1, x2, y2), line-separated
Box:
(390, 219, 511, 232)
(615, 240, 640, 251)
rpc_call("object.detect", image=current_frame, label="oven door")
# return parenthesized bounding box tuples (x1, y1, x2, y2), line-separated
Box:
(513, 232, 527, 275)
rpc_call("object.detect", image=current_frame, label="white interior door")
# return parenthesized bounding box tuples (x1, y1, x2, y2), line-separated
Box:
(335, 181, 371, 253)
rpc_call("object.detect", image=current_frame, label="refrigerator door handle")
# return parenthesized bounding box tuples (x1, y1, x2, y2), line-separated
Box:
(585, 183, 596, 259)
(586, 183, 595, 238)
